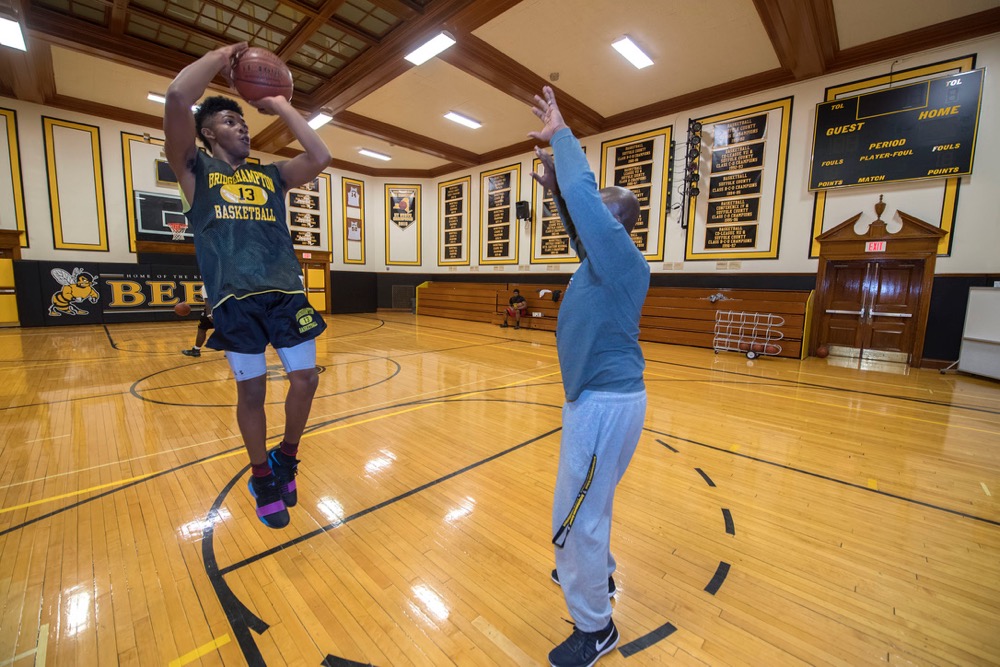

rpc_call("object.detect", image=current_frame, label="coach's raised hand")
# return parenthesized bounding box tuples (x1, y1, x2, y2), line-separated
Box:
(528, 85, 569, 144)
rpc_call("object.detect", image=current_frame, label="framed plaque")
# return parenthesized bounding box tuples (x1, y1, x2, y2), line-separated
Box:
(438, 176, 470, 265)
(530, 153, 582, 264)
(599, 127, 672, 262)
(287, 172, 331, 253)
(343, 177, 365, 264)
(479, 164, 520, 265)
(685, 97, 792, 260)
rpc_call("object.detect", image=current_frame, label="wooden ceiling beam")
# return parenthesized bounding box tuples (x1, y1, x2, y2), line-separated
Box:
(0, 36, 55, 104)
(437, 34, 604, 136)
(752, 0, 837, 79)
(276, 1, 348, 60)
(109, 0, 130, 34)
(26, 6, 194, 78)
(48, 93, 164, 130)
(365, 0, 421, 21)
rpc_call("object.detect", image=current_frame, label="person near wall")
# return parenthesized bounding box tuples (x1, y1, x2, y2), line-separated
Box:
(182, 287, 215, 357)
(163, 42, 332, 529)
(528, 85, 650, 667)
(501, 288, 528, 329)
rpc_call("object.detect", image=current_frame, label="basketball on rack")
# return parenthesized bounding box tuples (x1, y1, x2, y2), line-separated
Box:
(231, 48, 293, 103)
(816, 345, 829, 358)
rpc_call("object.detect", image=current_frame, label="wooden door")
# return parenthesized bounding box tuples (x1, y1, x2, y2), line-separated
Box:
(820, 259, 922, 361)
(821, 261, 869, 348)
(865, 260, 922, 355)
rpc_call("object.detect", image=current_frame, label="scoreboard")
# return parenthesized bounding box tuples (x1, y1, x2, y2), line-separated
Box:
(809, 68, 984, 190)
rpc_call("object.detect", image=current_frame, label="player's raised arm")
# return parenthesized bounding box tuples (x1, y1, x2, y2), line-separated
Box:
(164, 43, 247, 200)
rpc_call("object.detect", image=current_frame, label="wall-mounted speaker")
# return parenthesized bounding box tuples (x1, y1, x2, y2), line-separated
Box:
(515, 200, 530, 220)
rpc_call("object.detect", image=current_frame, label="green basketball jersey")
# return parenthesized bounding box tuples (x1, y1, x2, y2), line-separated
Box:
(186, 151, 304, 307)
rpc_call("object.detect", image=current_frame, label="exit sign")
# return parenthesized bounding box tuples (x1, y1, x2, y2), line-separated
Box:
(865, 241, 886, 253)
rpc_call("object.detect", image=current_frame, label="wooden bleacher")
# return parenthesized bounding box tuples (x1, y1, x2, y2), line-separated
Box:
(640, 287, 813, 359)
(416, 282, 813, 358)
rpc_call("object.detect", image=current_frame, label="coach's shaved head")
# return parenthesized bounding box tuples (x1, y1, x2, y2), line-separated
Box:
(599, 186, 640, 233)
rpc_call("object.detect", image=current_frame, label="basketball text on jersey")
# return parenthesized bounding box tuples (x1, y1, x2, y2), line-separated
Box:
(208, 169, 279, 221)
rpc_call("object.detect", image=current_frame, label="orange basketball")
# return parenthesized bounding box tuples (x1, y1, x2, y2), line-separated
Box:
(816, 345, 829, 359)
(765, 344, 780, 355)
(174, 302, 192, 317)
(231, 48, 293, 102)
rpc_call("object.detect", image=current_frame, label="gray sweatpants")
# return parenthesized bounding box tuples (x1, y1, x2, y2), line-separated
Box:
(552, 388, 646, 631)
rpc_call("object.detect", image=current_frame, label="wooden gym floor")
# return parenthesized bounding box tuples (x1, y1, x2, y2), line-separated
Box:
(0, 312, 998, 666)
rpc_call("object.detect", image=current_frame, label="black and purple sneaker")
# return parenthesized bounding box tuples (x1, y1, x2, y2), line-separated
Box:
(248, 474, 290, 528)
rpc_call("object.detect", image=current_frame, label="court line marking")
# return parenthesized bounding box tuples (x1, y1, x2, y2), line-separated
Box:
(168, 634, 231, 667)
(0, 623, 49, 667)
(24, 434, 69, 444)
(652, 427, 1000, 527)
(982, 483, 992, 497)
(868, 478, 879, 490)
(0, 648, 36, 666)
(34, 624, 47, 667)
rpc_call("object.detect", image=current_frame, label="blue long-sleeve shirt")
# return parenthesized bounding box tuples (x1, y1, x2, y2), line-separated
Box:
(551, 127, 650, 401)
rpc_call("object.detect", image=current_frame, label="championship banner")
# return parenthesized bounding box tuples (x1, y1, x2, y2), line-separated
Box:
(479, 164, 520, 265)
(809, 55, 978, 258)
(438, 176, 470, 265)
(287, 173, 332, 253)
(685, 97, 792, 260)
(385, 184, 421, 265)
(530, 153, 580, 264)
(599, 126, 672, 262)
(809, 68, 983, 191)
(343, 177, 365, 264)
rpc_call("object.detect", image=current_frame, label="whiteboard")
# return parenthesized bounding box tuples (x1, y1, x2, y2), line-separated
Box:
(958, 287, 1000, 380)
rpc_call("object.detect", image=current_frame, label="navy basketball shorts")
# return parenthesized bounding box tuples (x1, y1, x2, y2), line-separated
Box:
(205, 291, 326, 354)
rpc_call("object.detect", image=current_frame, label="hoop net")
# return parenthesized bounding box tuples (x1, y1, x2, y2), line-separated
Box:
(166, 222, 189, 241)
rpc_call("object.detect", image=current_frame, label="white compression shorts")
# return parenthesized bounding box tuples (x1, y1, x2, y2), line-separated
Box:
(225, 339, 317, 381)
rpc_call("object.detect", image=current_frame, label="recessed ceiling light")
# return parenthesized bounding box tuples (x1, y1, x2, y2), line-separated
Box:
(612, 36, 653, 69)
(147, 92, 167, 104)
(0, 17, 26, 52)
(404, 31, 456, 65)
(444, 111, 481, 129)
(308, 112, 332, 129)
(359, 148, 391, 161)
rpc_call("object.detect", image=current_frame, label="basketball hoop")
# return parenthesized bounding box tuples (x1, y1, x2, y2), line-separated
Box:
(166, 222, 189, 241)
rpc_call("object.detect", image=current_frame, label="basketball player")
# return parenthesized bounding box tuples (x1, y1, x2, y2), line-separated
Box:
(163, 43, 332, 528)
(182, 287, 214, 357)
(528, 86, 650, 667)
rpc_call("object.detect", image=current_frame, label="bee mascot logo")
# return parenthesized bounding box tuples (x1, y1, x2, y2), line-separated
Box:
(48, 267, 100, 316)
